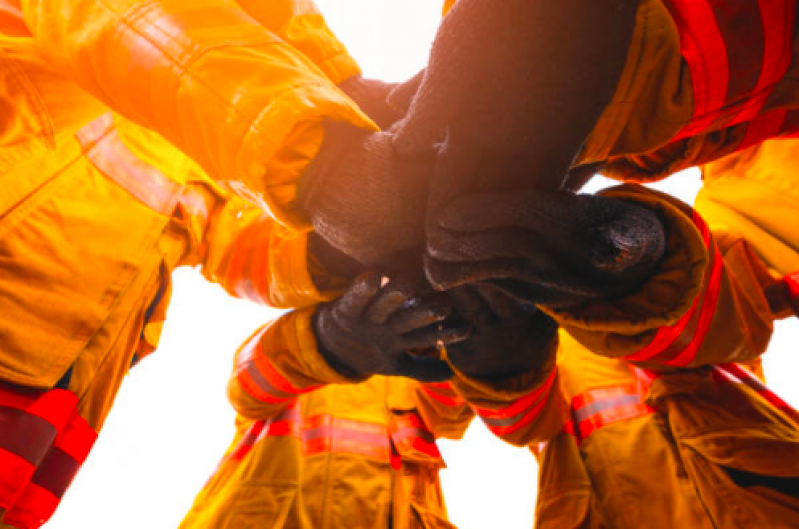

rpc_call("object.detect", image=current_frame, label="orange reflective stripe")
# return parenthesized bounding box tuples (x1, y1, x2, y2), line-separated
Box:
(76, 113, 182, 216)
(476, 369, 558, 437)
(664, 0, 795, 141)
(228, 408, 393, 464)
(567, 384, 653, 443)
(422, 382, 465, 407)
(625, 212, 722, 367)
(391, 413, 441, 460)
(235, 328, 320, 404)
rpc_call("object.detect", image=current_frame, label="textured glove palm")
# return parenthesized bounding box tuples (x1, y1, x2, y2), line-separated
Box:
(313, 271, 469, 382)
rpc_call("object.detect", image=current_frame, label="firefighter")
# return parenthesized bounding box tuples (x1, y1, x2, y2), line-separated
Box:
(180, 272, 475, 528)
(0, 2, 416, 525)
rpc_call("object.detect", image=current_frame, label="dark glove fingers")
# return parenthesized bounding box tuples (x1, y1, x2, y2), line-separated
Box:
(387, 296, 454, 334)
(331, 271, 382, 324)
(426, 226, 541, 263)
(364, 272, 431, 325)
(391, 354, 454, 382)
(400, 323, 471, 351)
(425, 255, 594, 306)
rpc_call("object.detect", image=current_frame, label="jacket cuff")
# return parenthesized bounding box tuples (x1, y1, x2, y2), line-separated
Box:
(242, 83, 377, 232)
(542, 185, 708, 357)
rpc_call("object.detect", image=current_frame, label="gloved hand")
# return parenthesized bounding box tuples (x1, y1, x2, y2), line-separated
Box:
(445, 284, 558, 381)
(392, 0, 636, 194)
(298, 72, 431, 268)
(313, 270, 470, 382)
(424, 189, 666, 308)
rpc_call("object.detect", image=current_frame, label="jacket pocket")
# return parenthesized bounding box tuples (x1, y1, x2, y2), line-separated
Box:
(0, 150, 171, 387)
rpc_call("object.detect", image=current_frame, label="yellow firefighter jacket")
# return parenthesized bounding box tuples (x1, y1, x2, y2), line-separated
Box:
(0, 2, 364, 526)
(180, 309, 475, 529)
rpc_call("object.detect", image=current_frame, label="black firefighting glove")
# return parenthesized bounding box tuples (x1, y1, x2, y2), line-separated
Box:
(299, 72, 431, 268)
(393, 0, 636, 194)
(445, 284, 558, 381)
(425, 190, 666, 308)
(312, 270, 470, 382)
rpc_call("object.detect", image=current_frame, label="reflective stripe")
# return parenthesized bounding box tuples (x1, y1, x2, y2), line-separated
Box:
(625, 212, 723, 367)
(422, 382, 465, 407)
(0, 386, 94, 528)
(714, 364, 797, 415)
(565, 383, 654, 443)
(76, 113, 182, 216)
(392, 413, 441, 460)
(221, 407, 438, 475)
(738, 109, 789, 151)
(664, 0, 796, 141)
(785, 271, 799, 301)
(0, 386, 77, 511)
(475, 369, 558, 437)
(222, 216, 280, 306)
(235, 327, 321, 403)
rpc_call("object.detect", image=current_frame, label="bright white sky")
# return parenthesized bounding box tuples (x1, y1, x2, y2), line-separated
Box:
(47, 2, 799, 528)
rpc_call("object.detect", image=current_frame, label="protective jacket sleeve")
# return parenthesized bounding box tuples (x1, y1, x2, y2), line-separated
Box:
(412, 382, 475, 441)
(174, 181, 337, 309)
(20, 0, 375, 230)
(232, 0, 360, 84)
(444, 355, 568, 447)
(226, 307, 363, 420)
(545, 185, 780, 370)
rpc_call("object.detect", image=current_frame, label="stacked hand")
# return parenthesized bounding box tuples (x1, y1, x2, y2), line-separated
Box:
(313, 270, 470, 382)
(424, 189, 666, 307)
(445, 284, 558, 381)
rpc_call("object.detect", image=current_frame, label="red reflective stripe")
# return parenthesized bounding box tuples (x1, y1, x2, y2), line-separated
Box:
(474, 368, 557, 419)
(717, 363, 794, 411)
(410, 437, 441, 459)
(53, 413, 96, 464)
(576, 400, 653, 440)
(625, 212, 711, 363)
(567, 384, 654, 443)
(665, 0, 729, 140)
(422, 383, 464, 407)
(729, 0, 796, 126)
(0, 387, 77, 426)
(665, 0, 795, 140)
(739, 110, 788, 151)
(2, 484, 58, 529)
(302, 415, 391, 460)
(482, 384, 554, 437)
(572, 384, 640, 411)
(235, 328, 319, 402)
(706, 0, 764, 129)
(785, 271, 799, 300)
(665, 246, 724, 367)
(226, 222, 261, 303)
(0, 449, 34, 511)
